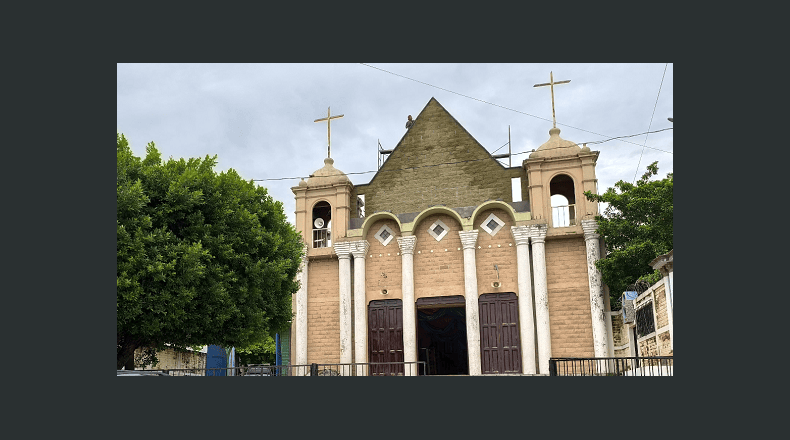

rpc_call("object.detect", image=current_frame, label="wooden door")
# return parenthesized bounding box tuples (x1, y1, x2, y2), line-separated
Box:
(479, 292, 521, 374)
(368, 299, 404, 376)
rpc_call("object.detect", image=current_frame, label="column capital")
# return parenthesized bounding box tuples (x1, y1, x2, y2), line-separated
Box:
(349, 240, 370, 259)
(458, 230, 479, 250)
(333, 242, 353, 259)
(510, 225, 531, 246)
(530, 224, 547, 244)
(396, 235, 417, 255)
(581, 219, 599, 241)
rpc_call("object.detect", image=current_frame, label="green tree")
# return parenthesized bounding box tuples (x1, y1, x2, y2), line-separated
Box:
(117, 134, 303, 369)
(235, 334, 277, 366)
(584, 161, 672, 309)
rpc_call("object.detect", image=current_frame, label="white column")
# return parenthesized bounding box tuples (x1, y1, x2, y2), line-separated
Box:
(582, 219, 609, 361)
(351, 240, 370, 376)
(530, 224, 551, 374)
(662, 263, 674, 351)
(459, 230, 482, 376)
(511, 226, 536, 375)
(295, 244, 309, 366)
(333, 242, 353, 369)
(397, 235, 418, 376)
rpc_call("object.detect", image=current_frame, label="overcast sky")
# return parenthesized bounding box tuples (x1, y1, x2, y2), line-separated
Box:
(117, 63, 673, 225)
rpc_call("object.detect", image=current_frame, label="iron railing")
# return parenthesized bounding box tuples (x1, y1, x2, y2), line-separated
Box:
(137, 361, 428, 377)
(312, 228, 330, 248)
(549, 356, 673, 376)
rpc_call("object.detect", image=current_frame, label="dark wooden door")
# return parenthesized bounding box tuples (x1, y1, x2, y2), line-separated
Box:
(479, 292, 521, 374)
(368, 299, 404, 376)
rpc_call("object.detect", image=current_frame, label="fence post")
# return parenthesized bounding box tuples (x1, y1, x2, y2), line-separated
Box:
(310, 363, 318, 376)
(548, 359, 556, 376)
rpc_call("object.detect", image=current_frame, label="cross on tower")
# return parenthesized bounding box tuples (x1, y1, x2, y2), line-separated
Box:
(533, 71, 571, 128)
(314, 107, 344, 158)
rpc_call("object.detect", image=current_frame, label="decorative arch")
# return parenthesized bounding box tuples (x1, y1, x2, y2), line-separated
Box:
(470, 200, 517, 226)
(360, 211, 402, 239)
(411, 206, 465, 231)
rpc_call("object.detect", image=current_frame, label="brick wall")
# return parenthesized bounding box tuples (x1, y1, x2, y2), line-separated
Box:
(365, 218, 403, 303)
(474, 208, 517, 295)
(354, 98, 523, 217)
(611, 313, 627, 347)
(413, 213, 465, 300)
(545, 235, 594, 357)
(638, 336, 658, 357)
(657, 330, 672, 356)
(307, 257, 340, 364)
(654, 285, 668, 329)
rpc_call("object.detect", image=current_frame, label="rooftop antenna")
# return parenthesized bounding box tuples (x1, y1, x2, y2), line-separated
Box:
(378, 139, 393, 169)
(491, 126, 512, 166)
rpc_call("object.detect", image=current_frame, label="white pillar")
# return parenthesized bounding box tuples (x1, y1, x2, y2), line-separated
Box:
(351, 240, 370, 376)
(530, 225, 551, 374)
(397, 235, 418, 376)
(459, 230, 482, 376)
(582, 219, 609, 361)
(511, 226, 536, 375)
(333, 242, 353, 369)
(295, 244, 309, 366)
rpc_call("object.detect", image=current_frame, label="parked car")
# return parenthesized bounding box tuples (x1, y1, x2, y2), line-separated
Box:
(117, 370, 170, 376)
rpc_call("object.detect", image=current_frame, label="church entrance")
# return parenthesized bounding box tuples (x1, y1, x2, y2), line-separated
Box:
(368, 299, 404, 376)
(416, 296, 468, 375)
(479, 292, 521, 374)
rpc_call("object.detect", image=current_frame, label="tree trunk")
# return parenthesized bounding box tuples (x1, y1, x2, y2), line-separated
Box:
(117, 336, 139, 370)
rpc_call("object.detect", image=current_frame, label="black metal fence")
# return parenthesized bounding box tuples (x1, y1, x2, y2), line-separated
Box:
(142, 361, 427, 377)
(548, 356, 673, 376)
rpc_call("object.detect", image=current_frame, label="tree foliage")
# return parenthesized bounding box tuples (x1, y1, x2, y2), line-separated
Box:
(117, 134, 303, 369)
(584, 161, 672, 309)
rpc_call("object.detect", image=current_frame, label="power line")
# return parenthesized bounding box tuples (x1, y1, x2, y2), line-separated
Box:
(253, 127, 672, 182)
(633, 63, 669, 184)
(360, 63, 672, 152)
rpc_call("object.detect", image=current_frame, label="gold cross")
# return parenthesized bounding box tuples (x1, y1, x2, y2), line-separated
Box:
(314, 107, 344, 158)
(534, 71, 571, 128)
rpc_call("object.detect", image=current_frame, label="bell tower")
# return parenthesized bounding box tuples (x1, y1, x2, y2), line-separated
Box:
(292, 157, 353, 256)
(523, 127, 599, 230)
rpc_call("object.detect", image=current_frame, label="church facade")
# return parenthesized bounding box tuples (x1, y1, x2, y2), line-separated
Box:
(290, 97, 612, 375)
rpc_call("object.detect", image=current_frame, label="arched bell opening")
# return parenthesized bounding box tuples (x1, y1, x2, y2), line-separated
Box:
(312, 201, 332, 248)
(550, 174, 576, 227)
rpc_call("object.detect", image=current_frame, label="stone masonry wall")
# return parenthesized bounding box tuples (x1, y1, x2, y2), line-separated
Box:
(654, 285, 668, 329)
(365, 218, 403, 303)
(474, 208, 517, 296)
(611, 313, 627, 347)
(354, 98, 523, 217)
(413, 213, 465, 300)
(307, 257, 340, 364)
(545, 236, 595, 358)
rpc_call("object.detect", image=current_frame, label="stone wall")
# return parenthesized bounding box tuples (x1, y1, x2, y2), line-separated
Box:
(412, 213, 465, 300)
(473, 208, 518, 296)
(545, 236, 594, 358)
(307, 257, 340, 364)
(353, 98, 523, 218)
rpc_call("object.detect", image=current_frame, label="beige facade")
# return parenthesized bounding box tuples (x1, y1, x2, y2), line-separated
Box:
(611, 251, 674, 359)
(291, 98, 611, 375)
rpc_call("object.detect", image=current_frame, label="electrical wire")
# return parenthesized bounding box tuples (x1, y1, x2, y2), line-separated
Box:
(360, 63, 671, 152)
(633, 63, 669, 184)
(252, 127, 672, 182)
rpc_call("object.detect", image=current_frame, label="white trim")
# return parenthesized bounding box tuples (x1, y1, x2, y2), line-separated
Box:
(428, 219, 449, 242)
(480, 213, 505, 237)
(374, 225, 395, 246)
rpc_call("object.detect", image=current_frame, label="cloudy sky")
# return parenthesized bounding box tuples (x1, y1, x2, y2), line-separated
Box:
(117, 63, 673, 225)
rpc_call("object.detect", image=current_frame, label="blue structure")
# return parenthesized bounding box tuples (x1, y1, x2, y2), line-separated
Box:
(206, 345, 231, 376)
